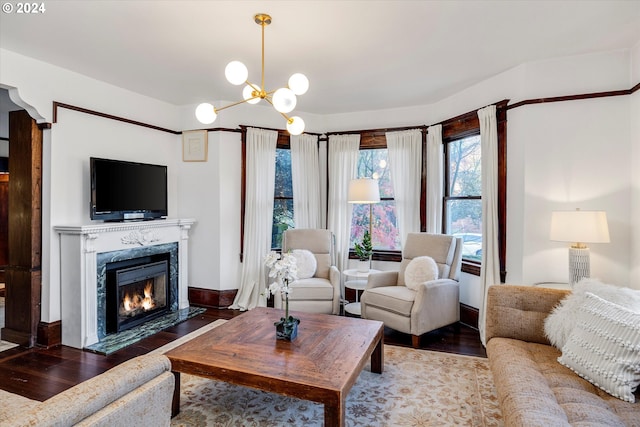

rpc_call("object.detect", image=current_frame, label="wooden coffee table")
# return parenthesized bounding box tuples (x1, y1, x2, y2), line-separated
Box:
(166, 307, 384, 427)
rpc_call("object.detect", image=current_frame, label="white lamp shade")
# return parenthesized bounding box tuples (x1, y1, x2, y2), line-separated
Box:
(550, 210, 610, 244)
(225, 61, 248, 85)
(272, 88, 297, 113)
(195, 103, 217, 124)
(288, 73, 309, 95)
(348, 178, 380, 204)
(286, 116, 305, 135)
(242, 85, 261, 104)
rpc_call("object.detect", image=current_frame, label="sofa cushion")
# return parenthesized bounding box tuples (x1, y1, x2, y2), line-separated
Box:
(558, 292, 640, 403)
(544, 279, 640, 349)
(404, 256, 438, 290)
(0, 389, 39, 421)
(291, 249, 316, 279)
(488, 337, 639, 426)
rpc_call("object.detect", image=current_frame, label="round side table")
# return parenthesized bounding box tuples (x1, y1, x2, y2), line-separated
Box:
(342, 269, 379, 316)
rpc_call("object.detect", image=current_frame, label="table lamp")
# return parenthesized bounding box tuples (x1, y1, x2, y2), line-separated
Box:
(550, 209, 610, 286)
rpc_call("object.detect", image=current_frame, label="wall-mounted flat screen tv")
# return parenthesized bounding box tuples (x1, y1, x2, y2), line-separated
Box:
(90, 157, 168, 222)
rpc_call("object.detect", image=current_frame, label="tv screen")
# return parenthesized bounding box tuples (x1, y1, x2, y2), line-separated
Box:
(90, 157, 168, 221)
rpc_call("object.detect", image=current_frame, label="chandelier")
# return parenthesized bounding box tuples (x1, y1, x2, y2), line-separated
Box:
(195, 13, 309, 135)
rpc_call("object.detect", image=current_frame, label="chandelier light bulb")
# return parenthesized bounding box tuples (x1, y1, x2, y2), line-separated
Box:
(195, 103, 217, 124)
(288, 73, 309, 95)
(272, 88, 297, 113)
(225, 61, 248, 85)
(242, 85, 261, 104)
(286, 116, 305, 135)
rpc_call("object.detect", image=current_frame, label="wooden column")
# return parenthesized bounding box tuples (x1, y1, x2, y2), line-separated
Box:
(0, 173, 8, 284)
(1, 110, 42, 347)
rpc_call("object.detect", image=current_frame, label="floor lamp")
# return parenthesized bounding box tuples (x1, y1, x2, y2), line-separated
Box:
(348, 178, 380, 237)
(550, 209, 610, 287)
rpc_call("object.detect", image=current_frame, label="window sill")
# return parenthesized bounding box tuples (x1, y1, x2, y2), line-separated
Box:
(461, 261, 481, 276)
(348, 251, 482, 276)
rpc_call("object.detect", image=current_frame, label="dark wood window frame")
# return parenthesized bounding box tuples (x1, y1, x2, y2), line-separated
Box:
(439, 100, 508, 278)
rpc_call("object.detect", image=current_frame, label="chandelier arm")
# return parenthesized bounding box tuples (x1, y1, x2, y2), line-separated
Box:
(263, 97, 292, 121)
(213, 97, 252, 113)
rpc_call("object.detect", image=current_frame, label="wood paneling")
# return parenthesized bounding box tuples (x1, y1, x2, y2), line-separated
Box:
(0, 173, 8, 283)
(2, 110, 42, 347)
(460, 303, 480, 329)
(188, 287, 238, 308)
(37, 320, 62, 348)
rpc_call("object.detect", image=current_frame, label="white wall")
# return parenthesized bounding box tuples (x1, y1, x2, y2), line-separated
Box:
(0, 49, 184, 322)
(1, 45, 638, 324)
(323, 49, 639, 305)
(509, 98, 631, 287)
(630, 40, 640, 285)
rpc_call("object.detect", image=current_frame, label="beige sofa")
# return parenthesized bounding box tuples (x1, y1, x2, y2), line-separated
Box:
(485, 284, 640, 426)
(0, 353, 174, 427)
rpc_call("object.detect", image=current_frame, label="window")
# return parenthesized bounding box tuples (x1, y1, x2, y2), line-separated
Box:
(272, 147, 293, 249)
(350, 148, 401, 251)
(444, 134, 482, 263)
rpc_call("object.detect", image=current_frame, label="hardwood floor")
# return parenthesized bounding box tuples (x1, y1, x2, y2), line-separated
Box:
(0, 307, 484, 402)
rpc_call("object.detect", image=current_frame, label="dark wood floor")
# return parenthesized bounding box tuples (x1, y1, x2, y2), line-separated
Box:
(0, 307, 484, 402)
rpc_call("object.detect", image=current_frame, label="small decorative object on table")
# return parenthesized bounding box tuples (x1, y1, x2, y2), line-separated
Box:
(264, 251, 300, 341)
(354, 230, 373, 272)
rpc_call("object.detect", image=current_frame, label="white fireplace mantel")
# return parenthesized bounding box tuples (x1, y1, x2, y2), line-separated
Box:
(54, 218, 196, 349)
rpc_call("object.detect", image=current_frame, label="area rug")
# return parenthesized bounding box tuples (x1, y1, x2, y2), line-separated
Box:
(166, 323, 502, 427)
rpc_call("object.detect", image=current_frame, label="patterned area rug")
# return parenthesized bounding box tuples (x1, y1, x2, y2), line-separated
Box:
(169, 341, 502, 426)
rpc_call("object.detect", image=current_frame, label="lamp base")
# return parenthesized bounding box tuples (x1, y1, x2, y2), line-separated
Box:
(568, 247, 590, 287)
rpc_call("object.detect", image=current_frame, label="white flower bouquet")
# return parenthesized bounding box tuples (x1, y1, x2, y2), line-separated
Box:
(264, 251, 300, 340)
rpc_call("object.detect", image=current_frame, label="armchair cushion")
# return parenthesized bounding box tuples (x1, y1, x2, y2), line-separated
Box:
(287, 277, 334, 301)
(404, 256, 439, 290)
(291, 249, 316, 279)
(362, 285, 415, 316)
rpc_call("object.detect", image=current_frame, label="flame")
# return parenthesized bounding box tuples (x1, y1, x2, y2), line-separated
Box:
(121, 280, 156, 315)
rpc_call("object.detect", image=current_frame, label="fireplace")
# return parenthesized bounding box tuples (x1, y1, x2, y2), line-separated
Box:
(55, 218, 194, 349)
(105, 255, 170, 334)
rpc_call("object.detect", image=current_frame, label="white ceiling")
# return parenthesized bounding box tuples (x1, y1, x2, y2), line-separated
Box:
(1, 0, 639, 114)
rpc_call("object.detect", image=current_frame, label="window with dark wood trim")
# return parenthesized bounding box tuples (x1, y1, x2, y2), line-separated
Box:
(240, 100, 507, 282)
(438, 100, 508, 279)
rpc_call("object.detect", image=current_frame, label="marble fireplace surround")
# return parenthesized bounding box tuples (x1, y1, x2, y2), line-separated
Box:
(55, 218, 195, 349)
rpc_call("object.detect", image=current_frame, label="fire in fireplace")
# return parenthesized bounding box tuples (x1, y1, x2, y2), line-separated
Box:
(106, 256, 170, 334)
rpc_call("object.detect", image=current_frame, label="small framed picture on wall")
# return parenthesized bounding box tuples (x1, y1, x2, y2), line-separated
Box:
(182, 130, 208, 162)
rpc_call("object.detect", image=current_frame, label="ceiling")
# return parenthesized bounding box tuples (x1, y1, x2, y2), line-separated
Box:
(1, 1, 639, 115)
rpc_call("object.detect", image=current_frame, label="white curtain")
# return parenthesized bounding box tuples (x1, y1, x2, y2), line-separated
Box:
(426, 124, 443, 234)
(319, 139, 328, 229)
(477, 105, 500, 346)
(291, 133, 321, 229)
(229, 128, 278, 311)
(327, 134, 360, 272)
(386, 129, 422, 249)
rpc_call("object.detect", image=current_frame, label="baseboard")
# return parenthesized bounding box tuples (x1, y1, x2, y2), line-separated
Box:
(188, 287, 237, 309)
(460, 303, 479, 330)
(37, 320, 61, 348)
